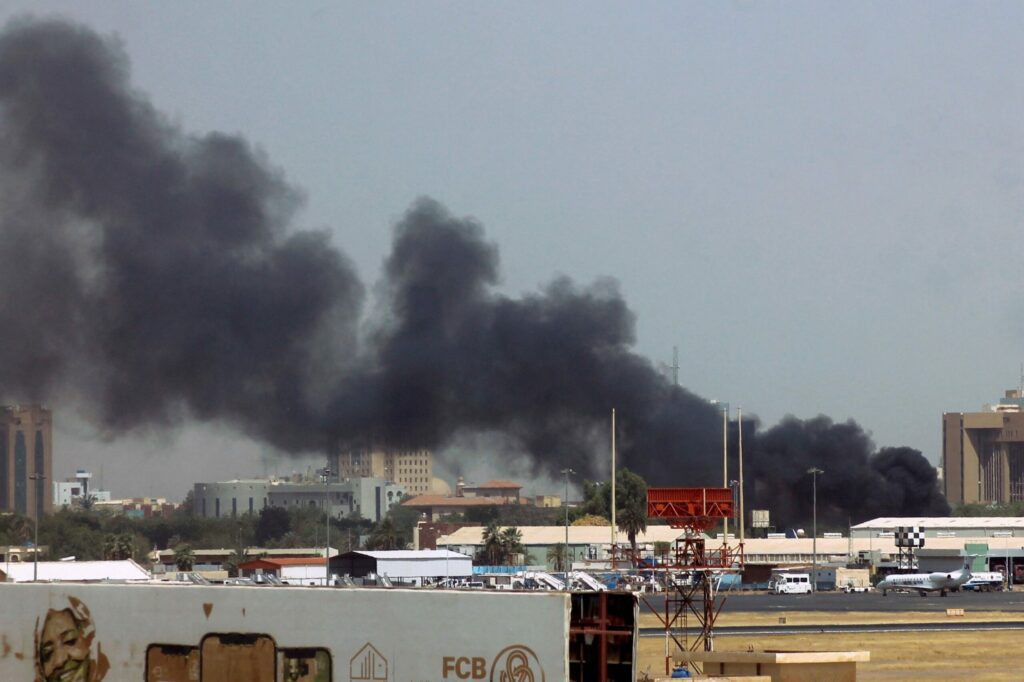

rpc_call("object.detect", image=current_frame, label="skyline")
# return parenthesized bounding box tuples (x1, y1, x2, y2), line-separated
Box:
(0, 3, 1020, 499)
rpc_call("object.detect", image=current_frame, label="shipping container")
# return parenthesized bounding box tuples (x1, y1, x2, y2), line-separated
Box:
(0, 581, 636, 681)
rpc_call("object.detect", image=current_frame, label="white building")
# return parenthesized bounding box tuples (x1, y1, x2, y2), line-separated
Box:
(330, 550, 473, 585)
(193, 477, 405, 523)
(52, 470, 111, 508)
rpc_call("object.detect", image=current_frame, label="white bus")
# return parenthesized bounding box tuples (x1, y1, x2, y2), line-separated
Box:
(770, 573, 813, 594)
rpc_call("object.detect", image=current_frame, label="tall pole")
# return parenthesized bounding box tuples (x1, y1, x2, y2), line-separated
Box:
(323, 467, 332, 586)
(738, 408, 745, 544)
(808, 468, 823, 593)
(562, 468, 575, 577)
(722, 404, 729, 542)
(29, 472, 45, 582)
(611, 409, 617, 562)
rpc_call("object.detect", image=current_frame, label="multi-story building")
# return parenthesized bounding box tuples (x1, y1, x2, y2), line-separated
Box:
(328, 449, 434, 496)
(53, 469, 112, 508)
(943, 389, 1024, 505)
(0, 404, 52, 519)
(192, 477, 405, 523)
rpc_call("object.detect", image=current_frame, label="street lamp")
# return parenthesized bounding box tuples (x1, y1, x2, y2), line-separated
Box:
(561, 468, 575, 579)
(807, 468, 823, 593)
(319, 467, 332, 586)
(28, 472, 46, 582)
(710, 401, 730, 543)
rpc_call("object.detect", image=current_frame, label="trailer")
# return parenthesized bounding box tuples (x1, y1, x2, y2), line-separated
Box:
(0, 581, 636, 681)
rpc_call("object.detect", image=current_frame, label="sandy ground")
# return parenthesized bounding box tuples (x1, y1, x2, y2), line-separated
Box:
(636, 611, 1024, 680)
(639, 608, 1023, 628)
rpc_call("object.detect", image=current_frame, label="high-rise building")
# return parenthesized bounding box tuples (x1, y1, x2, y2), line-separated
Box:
(0, 404, 53, 519)
(943, 389, 1024, 505)
(328, 449, 434, 495)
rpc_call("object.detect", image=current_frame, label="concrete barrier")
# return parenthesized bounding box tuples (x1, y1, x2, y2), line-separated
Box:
(677, 650, 870, 682)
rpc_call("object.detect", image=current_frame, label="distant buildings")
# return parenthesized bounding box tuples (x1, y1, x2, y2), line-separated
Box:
(402, 478, 526, 521)
(943, 388, 1024, 505)
(53, 470, 112, 508)
(192, 475, 405, 523)
(0, 404, 52, 519)
(328, 449, 439, 496)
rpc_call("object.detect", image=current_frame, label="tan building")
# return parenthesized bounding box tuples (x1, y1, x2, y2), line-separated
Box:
(329, 449, 434, 495)
(943, 389, 1024, 505)
(0, 405, 53, 519)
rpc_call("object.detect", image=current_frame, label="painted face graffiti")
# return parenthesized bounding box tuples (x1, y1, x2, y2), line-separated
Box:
(35, 597, 108, 682)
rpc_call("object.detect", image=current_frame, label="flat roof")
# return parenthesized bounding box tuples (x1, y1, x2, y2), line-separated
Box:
(852, 517, 1024, 529)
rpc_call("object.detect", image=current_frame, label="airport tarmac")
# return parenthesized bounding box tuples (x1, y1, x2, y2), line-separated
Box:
(641, 589, 1024, 612)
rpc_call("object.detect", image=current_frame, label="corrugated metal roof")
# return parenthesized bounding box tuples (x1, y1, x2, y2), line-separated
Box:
(852, 517, 1024, 529)
(0, 559, 151, 582)
(352, 550, 471, 561)
(438, 526, 683, 545)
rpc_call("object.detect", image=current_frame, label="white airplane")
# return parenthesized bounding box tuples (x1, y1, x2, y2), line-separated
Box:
(877, 557, 973, 597)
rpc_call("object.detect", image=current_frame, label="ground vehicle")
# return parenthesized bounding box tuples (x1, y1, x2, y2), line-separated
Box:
(961, 572, 1005, 592)
(770, 573, 812, 594)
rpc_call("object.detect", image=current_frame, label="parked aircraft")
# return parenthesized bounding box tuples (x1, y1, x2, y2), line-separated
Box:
(877, 557, 973, 597)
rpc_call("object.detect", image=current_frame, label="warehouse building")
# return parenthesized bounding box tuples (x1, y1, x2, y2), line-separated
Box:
(330, 549, 472, 586)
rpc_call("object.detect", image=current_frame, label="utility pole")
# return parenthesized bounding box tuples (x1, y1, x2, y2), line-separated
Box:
(561, 468, 575, 578)
(807, 468, 824, 593)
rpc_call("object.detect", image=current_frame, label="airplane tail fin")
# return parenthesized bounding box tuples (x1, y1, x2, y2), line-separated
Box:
(963, 554, 978, 572)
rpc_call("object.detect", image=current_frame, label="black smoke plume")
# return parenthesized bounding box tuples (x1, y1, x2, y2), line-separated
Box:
(0, 17, 947, 525)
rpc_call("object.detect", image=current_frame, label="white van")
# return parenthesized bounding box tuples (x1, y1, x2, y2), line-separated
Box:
(770, 573, 812, 594)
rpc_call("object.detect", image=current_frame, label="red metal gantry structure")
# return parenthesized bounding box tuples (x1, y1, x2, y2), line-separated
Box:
(643, 487, 744, 675)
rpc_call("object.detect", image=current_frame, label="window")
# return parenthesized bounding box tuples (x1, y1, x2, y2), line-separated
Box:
(278, 648, 332, 682)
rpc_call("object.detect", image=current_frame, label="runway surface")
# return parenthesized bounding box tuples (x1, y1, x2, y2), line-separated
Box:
(639, 589, 1024, 613)
(638, 620, 1024, 637)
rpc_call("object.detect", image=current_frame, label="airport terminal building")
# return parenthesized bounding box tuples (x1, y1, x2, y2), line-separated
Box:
(943, 389, 1024, 505)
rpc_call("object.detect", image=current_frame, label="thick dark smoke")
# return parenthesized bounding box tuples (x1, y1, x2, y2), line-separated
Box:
(0, 17, 947, 525)
(747, 416, 949, 529)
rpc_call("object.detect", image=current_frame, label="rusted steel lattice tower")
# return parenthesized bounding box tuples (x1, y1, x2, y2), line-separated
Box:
(644, 487, 744, 675)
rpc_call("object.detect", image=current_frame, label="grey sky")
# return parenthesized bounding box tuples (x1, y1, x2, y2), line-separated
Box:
(2, 2, 1022, 499)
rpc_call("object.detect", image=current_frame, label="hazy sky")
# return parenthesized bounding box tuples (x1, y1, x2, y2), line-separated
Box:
(3, 2, 1023, 500)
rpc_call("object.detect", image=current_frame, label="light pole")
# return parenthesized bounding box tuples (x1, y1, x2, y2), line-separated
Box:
(561, 468, 575, 578)
(711, 401, 730, 542)
(29, 472, 45, 582)
(319, 467, 332, 586)
(807, 468, 823, 593)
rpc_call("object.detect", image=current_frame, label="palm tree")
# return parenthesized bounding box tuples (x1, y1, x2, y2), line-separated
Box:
(368, 517, 403, 550)
(102, 533, 134, 560)
(547, 543, 568, 572)
(617, 506, 647, 566)
(500, 527, 524, 565)
(479, 522, 503, 565)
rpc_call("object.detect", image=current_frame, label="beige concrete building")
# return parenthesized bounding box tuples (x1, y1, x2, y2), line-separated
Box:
(329, 449, 434, 495)
(0, 405, 52, 519)
(943, 389, 1024, 505)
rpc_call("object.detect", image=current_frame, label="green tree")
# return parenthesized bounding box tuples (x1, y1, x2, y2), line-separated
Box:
(366, 517, 404, 550)
(102, 532, 135, 560)
(174, 544, 195, 571)
(255, 506, 291, 546)
(500, 527, 524, 565)
(478, 522, 503, 565)
(613, 468, 648, 564)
